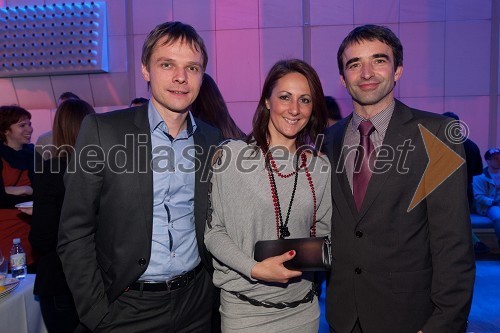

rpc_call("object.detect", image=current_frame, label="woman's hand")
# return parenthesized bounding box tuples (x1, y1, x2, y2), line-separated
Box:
(251, 250, 302, 283)
(5, 185, 33, 196)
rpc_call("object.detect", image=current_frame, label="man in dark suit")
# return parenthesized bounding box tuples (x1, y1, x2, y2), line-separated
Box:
(324, 25, 475, 332)
(57, 22, 223, 332)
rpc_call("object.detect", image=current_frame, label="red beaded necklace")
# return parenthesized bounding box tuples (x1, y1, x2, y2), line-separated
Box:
(266, 150, 317, 239)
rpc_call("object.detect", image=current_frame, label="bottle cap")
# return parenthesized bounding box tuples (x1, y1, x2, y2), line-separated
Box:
(13, 238, 20, 244)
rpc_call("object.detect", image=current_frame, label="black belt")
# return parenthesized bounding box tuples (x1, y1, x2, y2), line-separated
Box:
(129, 263, 203, 292)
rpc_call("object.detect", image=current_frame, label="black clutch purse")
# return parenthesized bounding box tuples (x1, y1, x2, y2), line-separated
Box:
(254, 237, 332, 271)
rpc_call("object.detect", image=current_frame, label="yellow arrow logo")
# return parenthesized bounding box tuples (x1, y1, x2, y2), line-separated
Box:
(408, 124, 465, 211)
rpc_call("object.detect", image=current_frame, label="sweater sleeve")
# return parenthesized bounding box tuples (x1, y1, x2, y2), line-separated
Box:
(204, 145, 258, 280)
(314, 157, 332, 238)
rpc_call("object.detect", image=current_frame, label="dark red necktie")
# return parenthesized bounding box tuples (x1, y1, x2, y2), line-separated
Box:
(353, 120, 375, 210)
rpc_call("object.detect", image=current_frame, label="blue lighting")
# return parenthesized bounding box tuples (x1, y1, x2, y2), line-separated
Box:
(0, 1, 108, 77)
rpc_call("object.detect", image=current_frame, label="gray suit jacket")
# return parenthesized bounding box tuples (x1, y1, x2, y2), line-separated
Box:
(57, 104, 223, 330)
(324, 100, 475, 333)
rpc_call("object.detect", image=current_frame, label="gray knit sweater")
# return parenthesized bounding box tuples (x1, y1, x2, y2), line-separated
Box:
(205, 140, 332, 302)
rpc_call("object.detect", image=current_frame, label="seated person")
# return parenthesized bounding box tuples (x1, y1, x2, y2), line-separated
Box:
(0, 105, 37, 269)
(473, 148, 500, 248)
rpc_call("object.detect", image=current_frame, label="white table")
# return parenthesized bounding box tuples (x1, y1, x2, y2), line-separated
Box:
(0, 274, 47, 333)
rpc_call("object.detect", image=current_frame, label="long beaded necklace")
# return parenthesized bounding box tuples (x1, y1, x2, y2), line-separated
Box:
(266, 149, 318, 239)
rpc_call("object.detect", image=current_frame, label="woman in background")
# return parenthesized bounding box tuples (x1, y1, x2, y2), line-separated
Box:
(0, 105, 36, 269)
(205, 59, 331, 332)
(191, 73, 245, 139)
(29, 99, 95, 333)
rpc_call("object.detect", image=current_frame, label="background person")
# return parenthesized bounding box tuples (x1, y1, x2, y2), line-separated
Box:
(443, 111, 489, 255)
(0, 105, 37, 270)
(57, 21, 223, 332)
(205, 59, 331, 332)
(324, 24, 475, 332)
(473, 148, 500, 249)
(191, 73, 245, 139)
(29, 99, 95, 333)
(325, 95, 342, 127)
(36, 92, 81, 159)
(129, 97, 149, 107)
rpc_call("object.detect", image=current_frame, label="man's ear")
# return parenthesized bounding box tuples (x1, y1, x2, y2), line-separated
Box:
(394, 65, 403, 82)
(141, 64, 150, 82)
(340, 74, 347, 88)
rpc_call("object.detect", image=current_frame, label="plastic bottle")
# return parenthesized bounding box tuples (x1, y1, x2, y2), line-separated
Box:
(10, 238, 27, 279)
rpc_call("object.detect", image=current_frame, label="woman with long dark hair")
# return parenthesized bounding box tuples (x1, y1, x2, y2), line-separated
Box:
(29, 99, 95, 333)
(205, 59, 331, 332)
(191, 73, 245, 139)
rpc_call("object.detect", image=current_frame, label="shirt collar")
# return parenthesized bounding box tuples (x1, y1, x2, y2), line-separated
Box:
(147, 101, 197, 137)
(350, 100, 395, 137)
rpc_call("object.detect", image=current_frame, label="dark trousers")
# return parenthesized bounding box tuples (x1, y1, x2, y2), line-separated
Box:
(94, 268, 214, 333)
(351, 320, 363, 333)
(39, 294, 79, 333)
(330, 320, 363, 333)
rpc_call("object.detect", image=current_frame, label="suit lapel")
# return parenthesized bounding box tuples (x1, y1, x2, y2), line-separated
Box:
(357, 100, 414, 219)
(330, 116, 359, 220)
(133, 105, 154, 241)
(193, 125, 213, 252)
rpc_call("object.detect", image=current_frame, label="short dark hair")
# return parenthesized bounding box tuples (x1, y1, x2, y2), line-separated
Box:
(141, 21, 208, 71)
(337, 24, 403, 77)
(129, 97, 149, 107)
(442, 112, 459, 121)
(248, 59, 327, 152)
(325, 96, 342, 121)
(0, 105, 31, 143)
(59, 92, 80, 101)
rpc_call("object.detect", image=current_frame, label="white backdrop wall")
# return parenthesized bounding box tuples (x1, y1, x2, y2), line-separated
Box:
(0, 0, 498, 156)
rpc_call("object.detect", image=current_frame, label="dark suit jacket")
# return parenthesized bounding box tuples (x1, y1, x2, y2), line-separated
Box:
(324, 100, 475, 333)
(57, 105, 223, 330)
(30, 157, 72, 297)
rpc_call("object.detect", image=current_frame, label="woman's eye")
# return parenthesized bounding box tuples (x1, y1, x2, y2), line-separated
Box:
(279, 95, 290, 101)
(300, 98, 311, 104)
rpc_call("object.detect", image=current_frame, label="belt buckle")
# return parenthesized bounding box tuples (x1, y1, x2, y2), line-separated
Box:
(166, 279, 173, 291)
(166, 274, 184, 291)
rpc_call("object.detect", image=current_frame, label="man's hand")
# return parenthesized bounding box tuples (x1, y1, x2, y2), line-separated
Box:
(251, 250, 302, 283)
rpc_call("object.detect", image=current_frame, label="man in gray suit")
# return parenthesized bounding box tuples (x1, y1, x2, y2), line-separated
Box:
(324, 25, 475, 332)
(58, 22, 223, 332)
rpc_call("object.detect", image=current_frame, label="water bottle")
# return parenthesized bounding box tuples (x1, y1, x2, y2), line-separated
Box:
(10, 238, 27, 279)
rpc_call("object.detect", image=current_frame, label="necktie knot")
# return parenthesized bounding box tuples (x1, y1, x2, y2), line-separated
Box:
(358, 120, 375, 137)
